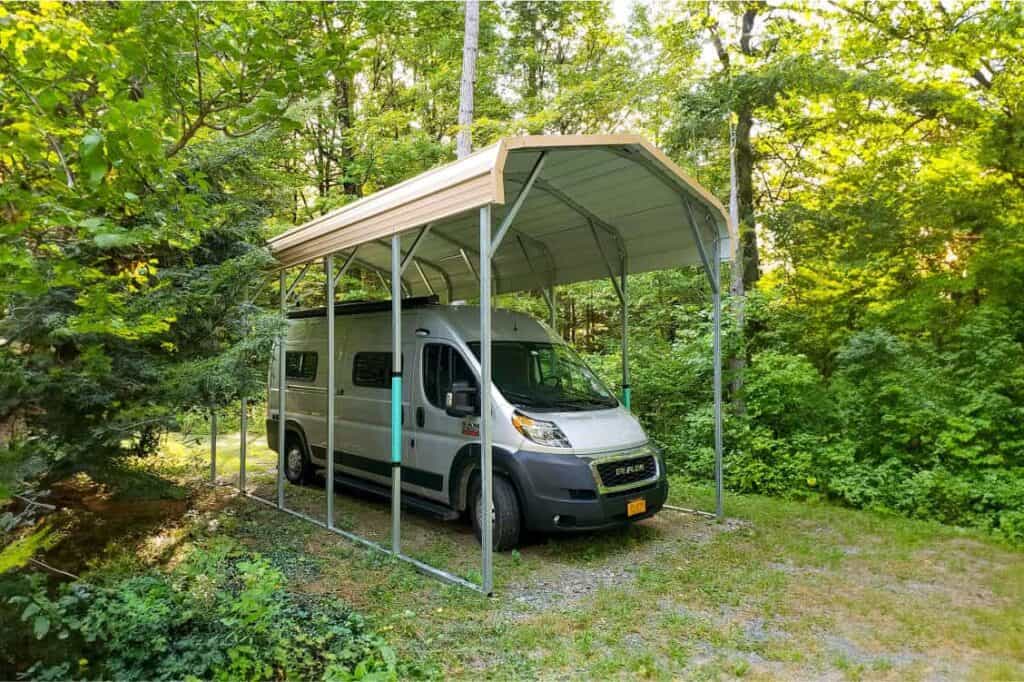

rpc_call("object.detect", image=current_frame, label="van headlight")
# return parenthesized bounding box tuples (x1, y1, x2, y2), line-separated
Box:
(512, 412, 572, 449)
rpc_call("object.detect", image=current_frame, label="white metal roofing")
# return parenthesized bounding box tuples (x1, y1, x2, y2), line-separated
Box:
(267, 135, 735, 299)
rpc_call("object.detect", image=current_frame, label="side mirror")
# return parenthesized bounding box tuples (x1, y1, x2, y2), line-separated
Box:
(445, 379, 478, 418)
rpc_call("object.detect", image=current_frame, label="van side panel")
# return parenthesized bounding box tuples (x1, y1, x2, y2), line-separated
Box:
(333, 313, 416, 488)
(268, 318, 325, 456)
(302, 319, 346, 468)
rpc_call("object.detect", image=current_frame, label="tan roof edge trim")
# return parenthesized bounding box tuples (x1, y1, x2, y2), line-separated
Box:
(268, 141, 503, 248)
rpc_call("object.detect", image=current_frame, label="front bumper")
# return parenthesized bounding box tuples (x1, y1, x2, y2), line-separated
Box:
(507, 447, 668, 533)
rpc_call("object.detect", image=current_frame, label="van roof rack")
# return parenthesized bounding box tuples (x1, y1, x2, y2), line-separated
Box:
(286, 295, 440, 319)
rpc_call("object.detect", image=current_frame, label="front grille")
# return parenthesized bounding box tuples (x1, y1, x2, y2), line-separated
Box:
(595, 454, 656, 489)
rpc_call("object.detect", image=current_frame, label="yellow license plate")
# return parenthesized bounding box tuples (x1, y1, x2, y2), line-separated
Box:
(627, 498, 646, 517)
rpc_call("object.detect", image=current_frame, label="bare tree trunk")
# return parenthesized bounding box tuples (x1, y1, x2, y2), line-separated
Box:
(710, 4, 763, 415)
(457, 0, 479, 159)
(727, 97, 759, 414)
(337, 74, 359, 196)
(569, 298, 577, 344)
(734, 107, 760, 289)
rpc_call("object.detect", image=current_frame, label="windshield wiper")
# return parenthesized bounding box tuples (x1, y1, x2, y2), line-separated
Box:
(548, 400, 590, 411)
(498, 389, 552, 408)
(555, 389, 617, 409)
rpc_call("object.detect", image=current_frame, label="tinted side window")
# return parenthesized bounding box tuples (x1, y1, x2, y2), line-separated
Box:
(422, 344, 475, 409)
(285, 351, 318, 381)
(352, 352, 393, 388)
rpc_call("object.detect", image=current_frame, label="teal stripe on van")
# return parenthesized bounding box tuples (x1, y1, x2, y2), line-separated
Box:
(391, 375, 402, 463)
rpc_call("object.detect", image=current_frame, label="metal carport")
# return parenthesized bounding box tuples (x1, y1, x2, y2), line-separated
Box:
(218, 134, 735, 596)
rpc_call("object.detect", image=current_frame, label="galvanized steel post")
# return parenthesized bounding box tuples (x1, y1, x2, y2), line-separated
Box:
(479, 205, 494, 595)
(278, 270, 287, 509)
(712, 240, 724, 521)
(549, 287, 557, 332)
(621, 253, 631, 410)
(326, 254, 336, 529)
(390, 235, 402, 553)
(210, 409, 217, 483)
(239, 397, 247, 492)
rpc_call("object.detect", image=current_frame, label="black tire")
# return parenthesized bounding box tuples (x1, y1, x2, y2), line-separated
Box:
(283, 434, 314, 485)
(470, 474, 522, 551)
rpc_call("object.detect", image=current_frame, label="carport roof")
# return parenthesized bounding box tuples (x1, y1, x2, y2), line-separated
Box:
(267, 134, 735, 300)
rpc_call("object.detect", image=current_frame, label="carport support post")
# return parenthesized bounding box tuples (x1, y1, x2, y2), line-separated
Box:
(712, 242, 724, 521)
(479, 205, 494, 595)
(278, 270, 287, 509)
(549, 287, 557, 332)
(326, 254, 336, 529)
(239, 397, 247, 492)
(621, 253, 631, 410)
(390, 235, 402, 554)
(210, 409, 217, 483)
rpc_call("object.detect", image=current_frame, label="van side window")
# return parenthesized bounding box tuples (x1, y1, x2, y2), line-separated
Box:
(352, 352, 394, 388)
(423, 344, 475, 409)
(285, 351, 318, 381)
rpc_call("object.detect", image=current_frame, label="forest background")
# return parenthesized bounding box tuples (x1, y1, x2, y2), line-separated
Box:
(2, 0, 1022, 544)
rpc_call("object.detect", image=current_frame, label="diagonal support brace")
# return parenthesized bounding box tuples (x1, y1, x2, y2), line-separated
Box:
(332, 247, 360, 289)
(490, 152, 547, 257)
(460, 248, 479, 283)
(400, 225, 431, 276)
(284, 262, 311, 304)
(684, 199, 719, 295)
(587, 220, 624, 304)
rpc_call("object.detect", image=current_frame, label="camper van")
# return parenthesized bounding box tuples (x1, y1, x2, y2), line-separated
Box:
(267, 297, 668, 550)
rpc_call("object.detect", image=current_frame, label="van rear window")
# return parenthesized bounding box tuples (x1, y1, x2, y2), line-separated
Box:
(352, 352, 392, 388)
(285, 351, 318, 381)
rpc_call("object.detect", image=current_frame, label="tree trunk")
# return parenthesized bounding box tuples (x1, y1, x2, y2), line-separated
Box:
(336, 74, 359, 196)
(726, 103, 758, 414)
(718, 5, 763, 415)
(569, 298, 577, 344)
(734, 106, 760, 289)
(457, 0, 479, 159)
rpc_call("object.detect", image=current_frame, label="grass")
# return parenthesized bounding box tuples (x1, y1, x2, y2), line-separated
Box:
(5, 431, 1023, 680)
(0, 522, 60, 573)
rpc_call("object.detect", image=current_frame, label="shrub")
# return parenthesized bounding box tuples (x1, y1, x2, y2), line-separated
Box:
(623, 315, 1024, 543)
(8, 541, 396, 681)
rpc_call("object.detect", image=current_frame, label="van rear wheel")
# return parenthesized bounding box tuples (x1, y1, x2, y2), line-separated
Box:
(284, 436, 313, 485)
(470, 475, 521, 551)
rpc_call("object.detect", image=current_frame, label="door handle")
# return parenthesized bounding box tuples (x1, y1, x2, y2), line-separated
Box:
(416, 406, 425, 428)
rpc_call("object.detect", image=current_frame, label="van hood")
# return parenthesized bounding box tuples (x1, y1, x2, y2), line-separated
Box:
(521, 406, 647, 454)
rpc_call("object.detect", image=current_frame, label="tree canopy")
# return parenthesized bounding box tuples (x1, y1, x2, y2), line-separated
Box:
(2, 0, 1022, 539)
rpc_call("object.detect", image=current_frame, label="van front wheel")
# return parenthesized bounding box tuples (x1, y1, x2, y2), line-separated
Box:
(470, 475, 521, 551)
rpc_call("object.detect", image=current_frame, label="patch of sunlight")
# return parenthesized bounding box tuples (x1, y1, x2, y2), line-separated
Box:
(139, 525, 188, 564)
(0, 522, 60, 573)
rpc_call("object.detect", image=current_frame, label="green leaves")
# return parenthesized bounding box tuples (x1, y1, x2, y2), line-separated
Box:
(10, 542, 398, 680)
(33, 615, 50, 640)
(78, 129, 106, 187)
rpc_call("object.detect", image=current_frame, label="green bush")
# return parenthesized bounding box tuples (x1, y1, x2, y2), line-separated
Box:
(8, 540, 396, 681)
(612, 300, 1023, 543)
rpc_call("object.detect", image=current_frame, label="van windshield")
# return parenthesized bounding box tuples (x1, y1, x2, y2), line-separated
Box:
(467, 341, 618, 411)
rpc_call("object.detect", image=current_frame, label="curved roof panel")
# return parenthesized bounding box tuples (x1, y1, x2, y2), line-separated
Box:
(267, 134, 735, 299)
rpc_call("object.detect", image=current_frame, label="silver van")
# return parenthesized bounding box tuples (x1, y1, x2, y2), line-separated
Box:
(267, 297, 668, 549)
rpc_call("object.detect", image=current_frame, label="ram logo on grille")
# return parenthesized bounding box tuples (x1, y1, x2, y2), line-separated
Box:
(596, 454, 657, 489)
(616, 463, 646, 477)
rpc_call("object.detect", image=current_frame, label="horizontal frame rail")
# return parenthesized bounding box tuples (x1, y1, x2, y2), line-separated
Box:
(243, 492, 484, 592)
